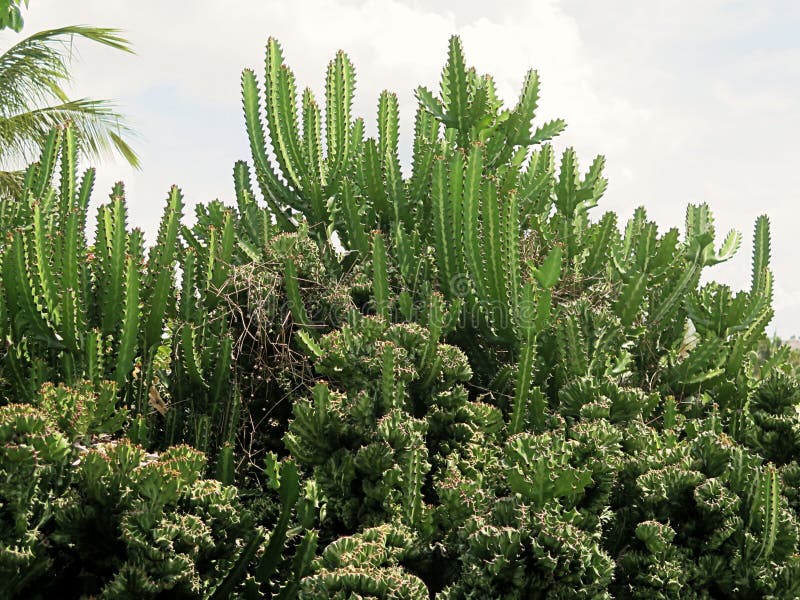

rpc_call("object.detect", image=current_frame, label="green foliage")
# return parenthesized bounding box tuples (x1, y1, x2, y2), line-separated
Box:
(0, 400, 257, 598)
(241, 37, 356, 242)
(49, 442, 255, 598)
(0, 126, 156, 404)
(0, 23, 138, 198)
(753, 334, 800, 378)
(196, 219, 355, 474)
(2, 32, 799, 599)
(0, 0, 27, 32)
(212, 455, 319, 599)
(749, 372, 800, 466)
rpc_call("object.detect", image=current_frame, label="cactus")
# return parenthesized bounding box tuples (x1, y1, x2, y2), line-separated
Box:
(0, 125, 175, 416)
(609, 419, 800, 597)
(284, 315, 496, 540)
(299, 525, 428, 599)
(242, 38, 356, 242)
(0, 399, 259, 598)
(0, 403, 71, 597)
(0, 32, 797, 599)
(166, 202, 239, 470)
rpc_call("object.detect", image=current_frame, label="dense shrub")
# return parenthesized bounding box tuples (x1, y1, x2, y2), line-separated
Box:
(1, 33, 798, 598)
(0, 395, 259, 598)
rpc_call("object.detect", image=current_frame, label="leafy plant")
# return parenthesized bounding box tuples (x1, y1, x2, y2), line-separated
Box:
(2, 30, 799, 599)
(0, 23, 138, 197)
(0, 0, 27, 32)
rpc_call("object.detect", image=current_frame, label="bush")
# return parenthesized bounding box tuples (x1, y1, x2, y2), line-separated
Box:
(0, 400, 257, 599)
(2, 32, 799, 598)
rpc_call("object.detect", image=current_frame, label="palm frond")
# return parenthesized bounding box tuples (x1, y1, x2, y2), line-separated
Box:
(0, 167, 23, 198)
(0, 26, 132, 112)
(0, 26, 138, 172)
(0, 0, 28, 32)
(0, 98, 140, 168)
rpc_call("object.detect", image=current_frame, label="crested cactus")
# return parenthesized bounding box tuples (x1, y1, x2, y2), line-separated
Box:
(284, 315, 482, 535)
(609, 416, 800, 598)
(299, 525, 428, 599)
(0, 400, 255, 599)
(0, 403, 70, 596)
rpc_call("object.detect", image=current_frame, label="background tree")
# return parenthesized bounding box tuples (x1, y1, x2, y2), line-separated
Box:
(0, 0, 27, 32)
(0, 23, 139, 198)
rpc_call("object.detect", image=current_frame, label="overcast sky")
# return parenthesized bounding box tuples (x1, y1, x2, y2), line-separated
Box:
(12, 0, 800, 334)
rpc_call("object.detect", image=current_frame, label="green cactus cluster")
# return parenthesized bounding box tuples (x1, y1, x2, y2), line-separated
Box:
(284, 313, 490, 537)
(298, 525, 428, 599)
(609, 416, 800, 597)
(0, 391, 317, 599)
(240, 34, 798, 598)
(1, 33, 799, 598)
(0, 397, 253, 598)
(0, 127, 152, 400)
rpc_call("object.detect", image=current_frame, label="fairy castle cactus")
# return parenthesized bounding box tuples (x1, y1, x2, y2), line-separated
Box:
(0, 124, 184, 444)
(0, 126, 155, 401)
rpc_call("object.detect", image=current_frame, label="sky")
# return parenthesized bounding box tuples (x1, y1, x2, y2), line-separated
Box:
(10, 0, 800, 334)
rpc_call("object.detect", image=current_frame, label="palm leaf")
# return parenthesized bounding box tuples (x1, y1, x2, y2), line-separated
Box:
(0, 98, 137, 167)
(0, 26, 138, 184)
